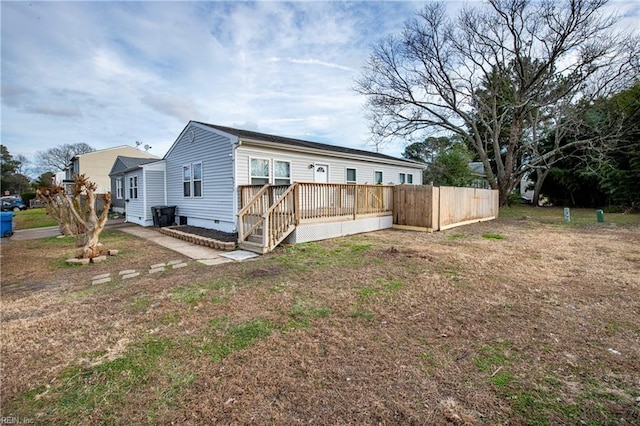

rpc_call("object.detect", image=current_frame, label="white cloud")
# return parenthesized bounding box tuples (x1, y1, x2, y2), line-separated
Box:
(7, 0, 631, 167)
(141, 93, 204, 123)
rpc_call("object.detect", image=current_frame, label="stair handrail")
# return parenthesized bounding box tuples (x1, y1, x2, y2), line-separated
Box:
(238, 184, 270, 217)
(263, 183, 297, 250)
(238, 184, 270, 242)
(262, 182, 297, 218)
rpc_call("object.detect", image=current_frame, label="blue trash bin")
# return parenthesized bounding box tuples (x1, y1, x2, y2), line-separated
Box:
(1, 211, 15, 238)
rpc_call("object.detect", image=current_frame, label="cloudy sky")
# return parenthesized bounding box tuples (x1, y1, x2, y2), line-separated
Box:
(2, 1, 638, 173)
(1, 1, 425, 166)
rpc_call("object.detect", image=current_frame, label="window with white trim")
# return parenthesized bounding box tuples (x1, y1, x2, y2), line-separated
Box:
(346, 168, 356, 183)
(129, 176, 138, 199)
(374, 171, 383, 184)
(116, 178, 123, 199)
(250, 158, 270, 185)
(183, 165, 191, 197)
(274, 160, 291, 185)
(193, 162, 203, 197)
(407, 174, 414, 184)
(399, 173, 406, 184)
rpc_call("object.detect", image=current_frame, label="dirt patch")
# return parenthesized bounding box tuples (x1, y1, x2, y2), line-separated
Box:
(1, 219, 639, 424)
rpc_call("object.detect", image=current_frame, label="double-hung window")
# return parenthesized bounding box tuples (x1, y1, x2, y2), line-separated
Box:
(129, 176, 138, 199)
(274, 160, 291, 185)
(116, 178, 123, 199)
(250, 158, 293, 185)
(399, 173, 406, 184)
(183, 165, 191, 197)
(346, 168, 356, 183)
(407, 174, 414, 184)
(193, 162, 203, 197)
(183, 163, 203, 197)
(374, 171, 383, 184)
(250, 158, 270, 185)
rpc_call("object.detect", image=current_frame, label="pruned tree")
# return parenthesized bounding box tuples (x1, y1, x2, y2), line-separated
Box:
(356, 0, 639, 205)
(37, 174, 111, 259)
(34, 143, 95, 174)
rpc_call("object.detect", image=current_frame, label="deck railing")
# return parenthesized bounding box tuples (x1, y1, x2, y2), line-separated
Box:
(296, 183, 393, 221)
(238, 182, 393, 253)
(264, 183, 297, 250)
(237, 184, 270, 242)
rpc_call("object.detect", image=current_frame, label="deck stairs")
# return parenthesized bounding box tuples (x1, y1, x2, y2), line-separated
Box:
(237, 183, 297, 254)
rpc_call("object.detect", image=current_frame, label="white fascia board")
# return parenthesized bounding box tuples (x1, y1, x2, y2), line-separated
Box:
(240, 138, 426, 170)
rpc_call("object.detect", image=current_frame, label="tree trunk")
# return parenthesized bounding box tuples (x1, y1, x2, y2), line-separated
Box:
(80, 190, 110, 258)
(532, 169, 549, 207)
(498, 180, 512, 206)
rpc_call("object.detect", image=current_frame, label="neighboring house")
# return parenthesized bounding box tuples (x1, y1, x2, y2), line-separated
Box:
(64, 146, 158, 194)
(109, 156, 164, 214)
(468, 162, 490, 189)
(121, 121, 424, 231)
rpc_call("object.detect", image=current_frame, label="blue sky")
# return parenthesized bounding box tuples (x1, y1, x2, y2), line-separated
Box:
(1, 1, 426, 166)
(2, 1, 638, 172)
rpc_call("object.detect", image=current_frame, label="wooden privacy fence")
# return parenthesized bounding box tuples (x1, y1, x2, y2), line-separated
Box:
(393, 185, 499, 231)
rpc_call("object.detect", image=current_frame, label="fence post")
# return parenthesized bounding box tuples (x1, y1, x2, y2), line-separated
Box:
(353, 184, 359, 220)
(294, 183, 300, 225)
(433, 186, 441, 231)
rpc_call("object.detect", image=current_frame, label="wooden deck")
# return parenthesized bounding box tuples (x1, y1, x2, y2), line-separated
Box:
(238, 182, 498, 253)
(238, 183, 393, 253)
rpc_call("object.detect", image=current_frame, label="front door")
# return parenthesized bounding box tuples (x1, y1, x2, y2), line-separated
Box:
(314, 164, 328, 183)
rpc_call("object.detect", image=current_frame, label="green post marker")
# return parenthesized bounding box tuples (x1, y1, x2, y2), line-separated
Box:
(563, 207, 570, 223)
(596, 209, 605, 223)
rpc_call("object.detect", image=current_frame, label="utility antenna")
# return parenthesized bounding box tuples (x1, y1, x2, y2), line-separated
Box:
(135, 141, 142, 149)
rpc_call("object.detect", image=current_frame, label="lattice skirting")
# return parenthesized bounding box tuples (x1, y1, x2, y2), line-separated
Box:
(285, 215, 393, 245)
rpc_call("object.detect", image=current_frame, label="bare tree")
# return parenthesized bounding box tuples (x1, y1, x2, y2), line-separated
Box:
(356, 0, 639, 205)
(34, 143, 95, 173)
(37, 174, 111, 259)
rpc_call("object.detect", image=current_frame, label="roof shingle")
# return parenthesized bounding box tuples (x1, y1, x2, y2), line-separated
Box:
(194, 122, 421, 166)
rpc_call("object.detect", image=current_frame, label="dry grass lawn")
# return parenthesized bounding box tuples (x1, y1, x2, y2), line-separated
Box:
(1, 213, 639, 424)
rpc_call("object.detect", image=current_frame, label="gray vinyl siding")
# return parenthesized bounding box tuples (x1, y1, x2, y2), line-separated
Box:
(145, 170, 165, 218)
(110, 175, 125, 211)
(165, 123, 235, 231)
(109, 158, 127, 212)
(235, 145, 423, 186)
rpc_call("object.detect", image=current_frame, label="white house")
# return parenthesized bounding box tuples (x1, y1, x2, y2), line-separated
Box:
(119, 121, 425, 248)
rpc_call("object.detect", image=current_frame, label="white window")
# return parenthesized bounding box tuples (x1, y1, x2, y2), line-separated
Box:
(346, 168, 356, 183)
(399, 173, 406, 184)
(183, 165, 191, 197)
(116, 178, 123, 199)
(193, 162, 203, 197)
(274, 160, 291, 185)
(374, 171, 383, 184)
(129, 176, 138, 199)
(250, 158, 270, 185)
(183, 163, 203, 197)
(407, 174, 414, 184)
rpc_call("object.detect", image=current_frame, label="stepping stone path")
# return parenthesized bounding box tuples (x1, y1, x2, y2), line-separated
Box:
(88, 255, 243, 285)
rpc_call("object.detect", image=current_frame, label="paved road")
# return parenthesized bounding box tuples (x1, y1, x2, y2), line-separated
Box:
(1, 220, 257, 262)
(2, 218, 130, 242)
